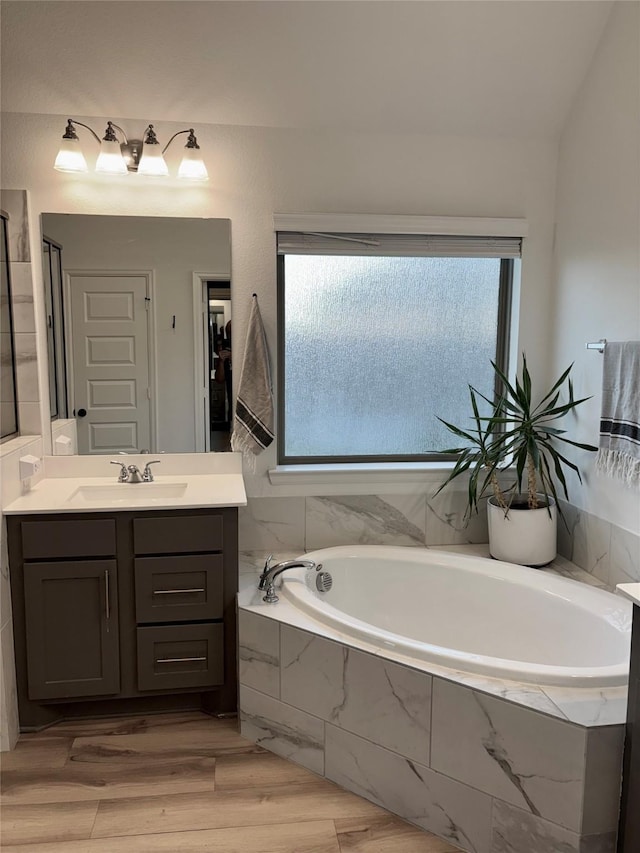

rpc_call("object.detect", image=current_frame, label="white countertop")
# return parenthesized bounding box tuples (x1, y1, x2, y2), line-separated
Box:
(617, 583, 640, 607)
(2, 453, 247, 514)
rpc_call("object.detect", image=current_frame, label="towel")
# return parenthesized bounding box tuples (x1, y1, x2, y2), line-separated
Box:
(231, 295, 274, 463)
(596, 341, 640, 485)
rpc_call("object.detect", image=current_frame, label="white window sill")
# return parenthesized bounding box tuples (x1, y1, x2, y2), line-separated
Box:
(268, 462, 456, 487)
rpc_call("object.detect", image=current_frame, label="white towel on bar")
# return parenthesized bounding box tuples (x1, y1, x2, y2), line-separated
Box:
(231, 295, 274, 463)
(596, 340, 640, 485)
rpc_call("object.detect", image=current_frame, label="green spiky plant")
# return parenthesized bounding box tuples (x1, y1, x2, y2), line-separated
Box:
(435, 355, 598, 522)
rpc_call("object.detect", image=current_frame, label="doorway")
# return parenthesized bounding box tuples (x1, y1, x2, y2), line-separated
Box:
(207, 283, 232, 451)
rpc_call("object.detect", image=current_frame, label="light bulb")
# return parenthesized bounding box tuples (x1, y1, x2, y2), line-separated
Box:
(95, 139, 128, 175)
(138, 144, 169, 177)
(54, 138, 88, 173)
(177, 148, 209, 181)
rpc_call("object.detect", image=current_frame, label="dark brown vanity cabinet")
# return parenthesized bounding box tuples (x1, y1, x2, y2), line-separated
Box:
(7, 508, 238, 730)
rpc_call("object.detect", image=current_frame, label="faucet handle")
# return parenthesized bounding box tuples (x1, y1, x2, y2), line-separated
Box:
(110, 460, 128, 482)
(142, 460, 161, 482)
(258, 554, 274, 590)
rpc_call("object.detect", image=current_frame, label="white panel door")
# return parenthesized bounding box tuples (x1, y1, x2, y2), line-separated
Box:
(68, 273, 152, 454)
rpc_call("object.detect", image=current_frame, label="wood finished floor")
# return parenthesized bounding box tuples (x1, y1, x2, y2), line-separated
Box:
(0, 711, 459, 852)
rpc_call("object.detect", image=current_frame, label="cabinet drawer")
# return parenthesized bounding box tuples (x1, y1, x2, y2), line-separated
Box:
(21, 519, 116, 560)
(137, 623, 223, 691)
(133, 515, 223, 555)
(135, 555, 224, 623)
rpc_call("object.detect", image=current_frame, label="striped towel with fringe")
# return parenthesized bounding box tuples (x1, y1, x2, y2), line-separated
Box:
(231, 295, 274, 466)
(596, 340, 640, 486)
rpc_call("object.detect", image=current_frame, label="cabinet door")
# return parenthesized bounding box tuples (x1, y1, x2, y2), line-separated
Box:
(23, 561, 120, 700)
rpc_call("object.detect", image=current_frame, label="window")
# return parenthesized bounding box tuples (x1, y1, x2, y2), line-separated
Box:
(1, 211, 19, 441)
(277, 230, 519, 464)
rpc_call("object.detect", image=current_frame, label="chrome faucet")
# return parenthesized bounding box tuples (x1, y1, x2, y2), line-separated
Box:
(110, 460, 161, 483)
(126, 464, 144, 483)
(258, 556, 316, 603)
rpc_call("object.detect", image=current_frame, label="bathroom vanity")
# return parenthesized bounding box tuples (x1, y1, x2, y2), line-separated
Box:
(3, 456, 246, 731)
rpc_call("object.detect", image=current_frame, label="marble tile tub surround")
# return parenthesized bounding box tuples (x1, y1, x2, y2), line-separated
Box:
(238, 490, 490, 553)
(239, 494, 639, 590)
(239, 611, 624, 853)
(238, 546, 629, 728)
(557, 500, 640, 591)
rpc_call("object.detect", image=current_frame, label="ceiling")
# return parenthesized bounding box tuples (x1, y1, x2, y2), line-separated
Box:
(1, 0, 613, 139)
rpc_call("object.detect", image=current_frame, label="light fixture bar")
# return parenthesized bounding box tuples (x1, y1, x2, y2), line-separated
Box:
(54, 119, 209, 180)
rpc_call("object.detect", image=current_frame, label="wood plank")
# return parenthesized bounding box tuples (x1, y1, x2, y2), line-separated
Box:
(91, 780, 387, 838)
(0, 737, 72, 771)
(0, 800, 99, 846)
(69, 726, 260, 764)
(20, 711, 229, 740)
(0, 819, 341, 853)
(1, 756, 216, 804)
(335, 815, 460, 852)
(215, 750, 321, 789)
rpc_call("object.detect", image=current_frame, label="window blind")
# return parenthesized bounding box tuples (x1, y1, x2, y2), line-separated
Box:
(277, 232, 522, 258)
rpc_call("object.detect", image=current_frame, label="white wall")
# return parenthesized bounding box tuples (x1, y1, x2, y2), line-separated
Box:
(1, 112, 559, 496)
(0, 435, 44, 750)
(552, 1, 640, 535)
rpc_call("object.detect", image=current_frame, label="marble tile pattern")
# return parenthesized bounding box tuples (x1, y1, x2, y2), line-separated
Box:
(491, 801, 616, 853)
(557, 500, 639, 590)
(305, 494, 427, 549)
(7, 264, 36, 334)
(325, 725, 493, 853)
(238, 497, 305, 552)
(239, 685, 325, 775)
(430, 680, 587, 833)
(238, 612, 626, 852)
(280, 625, 432, 765)
(426, 488, 489, 545)
(609, 523, 640, 586)
(1, 190, 30, 262)
(238, 609, 280, 698)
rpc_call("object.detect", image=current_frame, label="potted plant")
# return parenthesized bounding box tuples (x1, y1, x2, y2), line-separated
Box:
(435, 355, 597, 567)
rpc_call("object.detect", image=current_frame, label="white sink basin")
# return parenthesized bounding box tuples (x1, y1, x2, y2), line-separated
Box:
(66, 483, 188, 505)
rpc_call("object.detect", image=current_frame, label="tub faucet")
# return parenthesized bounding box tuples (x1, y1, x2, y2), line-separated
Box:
(258, 557, 316, 603)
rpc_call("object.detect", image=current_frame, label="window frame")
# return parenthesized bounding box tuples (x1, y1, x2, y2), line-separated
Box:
(42, 235, 68, 420)
(1, 210, 19, 443)
(276, 247, 514, 466)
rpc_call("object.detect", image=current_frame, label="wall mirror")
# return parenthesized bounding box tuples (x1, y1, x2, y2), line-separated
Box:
(41, 214, 231, 455)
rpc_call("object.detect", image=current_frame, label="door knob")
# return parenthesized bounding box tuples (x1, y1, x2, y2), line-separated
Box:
(77, 408, 87, 418)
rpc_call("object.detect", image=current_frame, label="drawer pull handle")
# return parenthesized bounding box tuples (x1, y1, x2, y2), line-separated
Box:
(154, 588, 205, 595)
(156, 656, 207, 664)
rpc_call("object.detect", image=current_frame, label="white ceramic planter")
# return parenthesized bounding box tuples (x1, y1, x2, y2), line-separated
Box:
(487, 494, 557, 567)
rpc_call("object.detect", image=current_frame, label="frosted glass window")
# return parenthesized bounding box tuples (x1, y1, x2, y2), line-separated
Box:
(280, 253, 510, 461)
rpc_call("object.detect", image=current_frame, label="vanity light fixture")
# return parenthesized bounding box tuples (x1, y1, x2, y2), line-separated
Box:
(54, 119, 209, 181)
